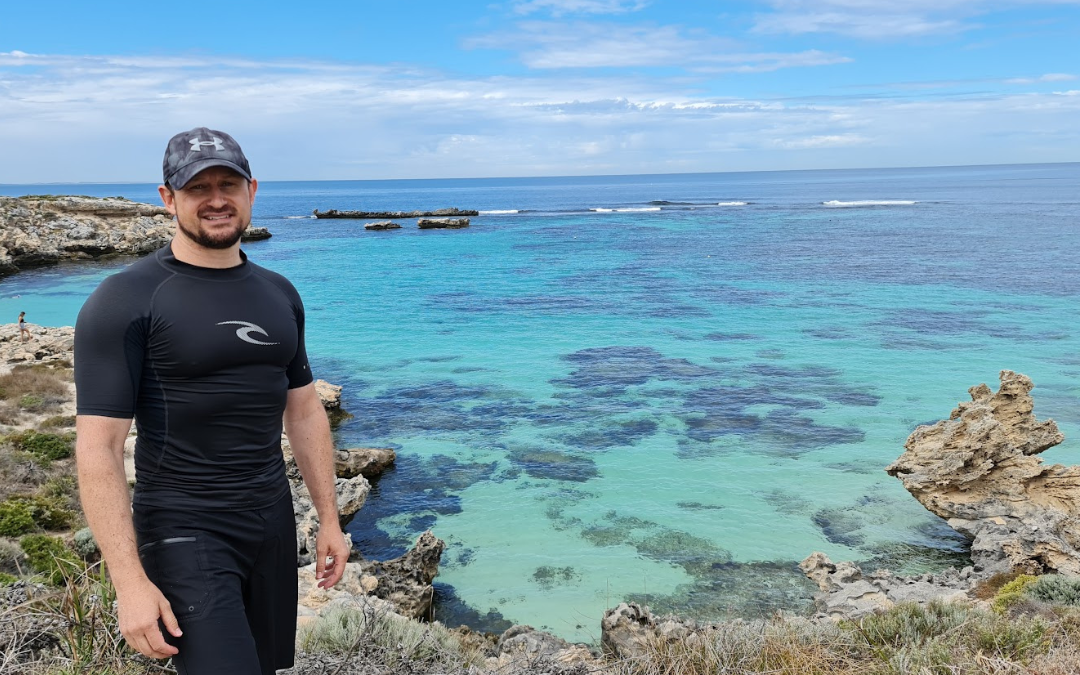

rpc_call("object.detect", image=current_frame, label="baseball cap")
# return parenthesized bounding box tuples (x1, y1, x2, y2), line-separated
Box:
(162, 127, 252, 189)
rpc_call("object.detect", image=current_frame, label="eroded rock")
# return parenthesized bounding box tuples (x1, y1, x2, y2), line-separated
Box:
(886, 370, 1079, 574)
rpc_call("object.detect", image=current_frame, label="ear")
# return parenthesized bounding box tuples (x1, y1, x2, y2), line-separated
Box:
(248, 178, 258, 206)
(158, 184, 177, 216)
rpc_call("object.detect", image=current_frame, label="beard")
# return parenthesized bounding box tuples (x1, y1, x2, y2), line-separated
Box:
(176, 210, 247, 250)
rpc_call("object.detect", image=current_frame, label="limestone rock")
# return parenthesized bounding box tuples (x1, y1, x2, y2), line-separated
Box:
(291, 472, 369, 567)
(334, 447, 396, 479)
(886, 370, 1079, 574)
(490, 625, 596, 669)
(313, 379, 342, 410)
(601, 602, 659, 659)
(417, 218, 469, 229)
(364, 221, 401, 230)
(355, 531, 444, 620)
(0, 325, 74, 367)
(799, 553, 974, 620)
(241, 226, 272, 241)
(0, 196, 173, 275)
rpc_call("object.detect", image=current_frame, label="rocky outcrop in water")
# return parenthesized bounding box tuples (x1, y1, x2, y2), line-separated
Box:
(364, 221, 401, 230)
(0, 196, 172, 275)
(314, 208, 478, 219)
(886, 370, 1077, 575)
(418, 218, 470, 229)
(334, 447, 396, 479)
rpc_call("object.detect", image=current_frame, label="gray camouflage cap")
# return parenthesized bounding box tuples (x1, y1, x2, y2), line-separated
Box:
(162, 127, 252, 189)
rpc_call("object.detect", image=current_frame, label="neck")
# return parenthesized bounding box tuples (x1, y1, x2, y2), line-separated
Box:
(170, 233, 243, 269)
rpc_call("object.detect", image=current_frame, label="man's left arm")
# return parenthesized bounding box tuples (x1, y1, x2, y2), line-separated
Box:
(284, 382, 349, 589)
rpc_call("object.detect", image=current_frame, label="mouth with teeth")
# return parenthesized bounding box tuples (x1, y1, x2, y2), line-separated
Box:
(200, 211, 236, 222)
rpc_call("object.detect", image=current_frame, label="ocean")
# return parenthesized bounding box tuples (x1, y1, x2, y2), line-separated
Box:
(2, 163, 1079, 642)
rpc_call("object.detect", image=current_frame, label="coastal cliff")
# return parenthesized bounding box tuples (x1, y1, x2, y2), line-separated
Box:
(0, 196, 173, 275)
(0, 195, 270, 276)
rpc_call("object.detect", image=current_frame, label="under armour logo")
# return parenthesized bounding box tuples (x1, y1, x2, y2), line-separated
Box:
(217, 320, 279, 346)
(190, 136, 225, 153)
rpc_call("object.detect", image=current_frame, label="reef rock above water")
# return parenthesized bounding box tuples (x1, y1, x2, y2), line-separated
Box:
(0, 196, 173, 275)
(886, 370, 1078, 575)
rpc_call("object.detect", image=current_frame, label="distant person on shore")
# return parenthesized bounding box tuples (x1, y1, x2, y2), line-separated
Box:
(17, 311, 31, 342)
(74, 128, 348, 675)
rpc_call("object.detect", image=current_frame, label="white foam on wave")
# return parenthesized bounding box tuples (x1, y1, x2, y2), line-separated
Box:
(822, 200, 917, 207)
(717, 201, 748, 206)
(479, 209, 519, 214)
(285, 215, 316, 219)
(589, 207, 663, 213)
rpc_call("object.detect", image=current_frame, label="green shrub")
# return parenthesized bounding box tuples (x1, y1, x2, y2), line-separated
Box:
(73, 527, 99, 559)
(8, 430, 74, 461)
(855, 601, 972, 648)
(0, 498, 36, 536)
(20, 534, 81, 585)
(39, 414, 76, 429)
(1026, 575, 1080, 607)
(972, 614, 1048, 660)
(993, 574, 1039, 614)
(0, 572, 17, 585)
(18, 393, 45, 410)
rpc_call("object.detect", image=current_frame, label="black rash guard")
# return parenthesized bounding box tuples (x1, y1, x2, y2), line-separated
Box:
(74, 244, 313, 511)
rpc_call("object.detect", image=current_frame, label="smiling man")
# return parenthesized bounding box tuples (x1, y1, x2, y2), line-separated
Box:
(73, 128, 349, 675)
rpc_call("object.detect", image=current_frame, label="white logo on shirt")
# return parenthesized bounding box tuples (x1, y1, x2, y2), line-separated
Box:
(217, 320, 279, 346)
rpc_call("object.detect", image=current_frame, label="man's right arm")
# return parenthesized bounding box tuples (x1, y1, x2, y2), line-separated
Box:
(76, 414, 181, 659)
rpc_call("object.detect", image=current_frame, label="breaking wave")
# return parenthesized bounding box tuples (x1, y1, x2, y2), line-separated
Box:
(823, 200, 917, 207)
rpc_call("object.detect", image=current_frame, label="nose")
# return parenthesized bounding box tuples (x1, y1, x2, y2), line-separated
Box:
(206, 186, 228, 207)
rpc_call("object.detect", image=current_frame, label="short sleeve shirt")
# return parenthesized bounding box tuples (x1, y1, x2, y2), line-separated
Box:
(74, 244, 313, 510)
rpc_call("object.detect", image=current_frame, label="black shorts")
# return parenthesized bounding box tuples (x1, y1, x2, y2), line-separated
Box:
(134, 491, 297, 675)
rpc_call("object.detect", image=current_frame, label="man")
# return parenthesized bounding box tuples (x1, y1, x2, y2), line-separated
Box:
(74, 127, 350, 675)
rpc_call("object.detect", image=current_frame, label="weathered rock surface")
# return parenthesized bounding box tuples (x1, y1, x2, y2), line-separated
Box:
(0, 196, 173, 275)
(314, 208, 478, 219)
(489, 625, 596, 670)
(335, 447, 396, 479)
(886, 370, 1078, 575)
(314, 379, 342, 410)
(600, 602, 694, 659)
(363, 220, 401, 230)
(354, 531, 444, 621)
(418, 218, 469, 229)
(287, 448, 371, 567)
(799, 552, 975, 620)
(0, 324, 75, 368)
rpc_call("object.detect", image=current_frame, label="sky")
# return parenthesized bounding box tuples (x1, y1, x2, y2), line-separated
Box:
(0, 0, 1078, 182)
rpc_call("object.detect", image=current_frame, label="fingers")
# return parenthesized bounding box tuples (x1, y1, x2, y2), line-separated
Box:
(317, 538, 350, 589)
(123, 622, 179, 659)
(160, 600, 184, 638)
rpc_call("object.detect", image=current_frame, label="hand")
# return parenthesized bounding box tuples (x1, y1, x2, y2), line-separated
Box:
(116, 577, 182, 659)
(314, 523, 350, 590)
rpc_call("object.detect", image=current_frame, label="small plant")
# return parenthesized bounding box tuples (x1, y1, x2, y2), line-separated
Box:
(0, 497, 36, 536)
(7, 430, 75, 461)
(1026, 575, 1080, 607)
(19, 533, 81, 585)
(0, 571, 17, 585)
(39, 414, 76, 429)
(18, 393, 45, 410)
(992, 574, 1039, 613)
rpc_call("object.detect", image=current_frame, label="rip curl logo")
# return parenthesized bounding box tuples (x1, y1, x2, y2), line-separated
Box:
(190, 136, 225, 153)
(217, 320, 279, 346)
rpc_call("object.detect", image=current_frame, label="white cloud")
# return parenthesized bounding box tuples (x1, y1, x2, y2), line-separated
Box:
(468, 21, 850, 70)
(0, 51, 1078, 182)
(1006, 73, 1077, 84)
(511, 0, 649, 16)
(753, 0, 1080, 38)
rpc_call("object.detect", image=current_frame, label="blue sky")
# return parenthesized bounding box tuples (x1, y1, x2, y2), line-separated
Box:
(0, 0, 1077, 182)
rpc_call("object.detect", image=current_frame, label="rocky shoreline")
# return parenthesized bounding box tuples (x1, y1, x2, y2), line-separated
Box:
(0, 195, 269, 277)
(5, 322, 1080, 671)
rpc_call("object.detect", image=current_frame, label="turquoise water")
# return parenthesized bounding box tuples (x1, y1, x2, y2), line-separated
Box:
(3, 163, 1080, 641)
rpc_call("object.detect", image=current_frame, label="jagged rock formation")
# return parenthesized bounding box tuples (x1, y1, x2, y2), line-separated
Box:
(0, 196, 172, 275)
(600, 602, 694, 659)
(355, 531, 445, 621)
(314, 208, 478, 219)
(418, 217, 470, 229)
(798, 553, 975, 619)
(314, 379, 342, 410)
(886, 370, 1078, 575)
(364, 221, 401, 230)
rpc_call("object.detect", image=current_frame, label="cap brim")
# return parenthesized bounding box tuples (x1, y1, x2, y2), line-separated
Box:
(166, 158, 252, 189)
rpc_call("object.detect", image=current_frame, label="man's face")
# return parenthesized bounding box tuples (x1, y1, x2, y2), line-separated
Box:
(159, 166, 258, 250)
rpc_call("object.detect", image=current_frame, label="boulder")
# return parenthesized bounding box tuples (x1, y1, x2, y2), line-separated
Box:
(313, 379, 342, 410)
(334, 447, 396, 479)
(241, 226, 272, 241)
(886, 370, 1080, 574)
